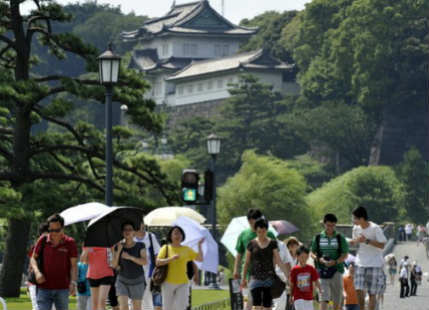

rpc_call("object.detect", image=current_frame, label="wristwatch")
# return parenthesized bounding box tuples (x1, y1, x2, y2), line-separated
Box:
(365, 239, 370, 245)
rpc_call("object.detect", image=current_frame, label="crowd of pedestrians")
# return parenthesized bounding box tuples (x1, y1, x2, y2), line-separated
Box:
(27, 204, 427, 310)
(27, 213, 206, 310)
(231, 206, 389, 310)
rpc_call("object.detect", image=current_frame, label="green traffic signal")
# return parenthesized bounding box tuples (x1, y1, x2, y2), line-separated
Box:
(182, 188, 197, 202)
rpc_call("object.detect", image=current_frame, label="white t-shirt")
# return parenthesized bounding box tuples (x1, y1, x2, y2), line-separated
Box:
(400, 267, 408, 279)
(405, 224, 413, 234)
(353, 222, 387, 268)
(276, 240, 294, 282)
(134, 232, 161, 278)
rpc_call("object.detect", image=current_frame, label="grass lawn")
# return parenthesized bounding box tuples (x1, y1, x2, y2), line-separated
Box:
(192, 289, 229, 306)
(4, 289, 229, 310)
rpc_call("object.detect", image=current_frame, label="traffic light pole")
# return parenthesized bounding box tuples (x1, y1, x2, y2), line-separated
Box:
(208, 154, 220, 290)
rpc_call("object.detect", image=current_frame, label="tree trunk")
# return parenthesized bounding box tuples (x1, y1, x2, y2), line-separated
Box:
(0, 218, 31, 297)
(368, 123, 384, 166)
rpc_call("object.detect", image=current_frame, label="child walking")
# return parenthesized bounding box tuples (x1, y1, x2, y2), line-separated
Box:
(289, 246, 320, 310)
(343, 262, 359, 310)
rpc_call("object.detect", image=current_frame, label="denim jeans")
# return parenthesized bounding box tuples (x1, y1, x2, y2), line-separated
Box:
(37, 288, 69, 310)
(346, 305, 360, 310)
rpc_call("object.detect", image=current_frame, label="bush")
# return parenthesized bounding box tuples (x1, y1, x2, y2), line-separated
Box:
(307, 166, 405, 224)
(217, 150, 316, 241)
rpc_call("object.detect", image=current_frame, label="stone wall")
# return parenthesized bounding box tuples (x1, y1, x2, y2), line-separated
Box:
(162, 99, 226, 128)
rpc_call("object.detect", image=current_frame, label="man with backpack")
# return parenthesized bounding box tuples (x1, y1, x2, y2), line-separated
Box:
(134, 221, 162, 310)
(311, 213, 349, 310)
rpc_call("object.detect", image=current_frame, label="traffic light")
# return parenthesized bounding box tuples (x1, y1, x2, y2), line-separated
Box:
(181, 169, 199, 204)
(204, 169, 214, 201)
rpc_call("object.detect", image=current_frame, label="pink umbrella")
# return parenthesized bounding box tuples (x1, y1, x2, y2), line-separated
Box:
(269, 220, 299, 235)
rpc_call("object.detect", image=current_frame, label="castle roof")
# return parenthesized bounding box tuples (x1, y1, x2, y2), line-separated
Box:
(121, 0, 256, 41)
(166, 49, 293, 81)
(129, 49, 194, 72)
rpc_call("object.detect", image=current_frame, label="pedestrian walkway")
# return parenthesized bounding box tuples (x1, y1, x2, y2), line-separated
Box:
(382, 242, 429, 310)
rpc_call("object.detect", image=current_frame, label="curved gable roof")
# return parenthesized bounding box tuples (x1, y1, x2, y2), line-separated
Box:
(167, 49, 293, 81)
(121, 0, 256, 41)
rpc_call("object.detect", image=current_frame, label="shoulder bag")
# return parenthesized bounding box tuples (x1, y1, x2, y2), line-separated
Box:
(151, 244, 169, 286)
(28, 236, 47, 284)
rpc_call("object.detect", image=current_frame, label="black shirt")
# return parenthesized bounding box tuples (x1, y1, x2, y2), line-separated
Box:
(247, 239, 278, 280)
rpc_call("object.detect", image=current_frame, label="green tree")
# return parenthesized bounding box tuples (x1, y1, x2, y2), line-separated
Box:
(293, 0, 427, 112)
(0, 0, 165, 296)
(286, 103, 376, 168)
(288, 0, 428, 163)
(397, 147, 429, 223)
(216, 74, 306, 178)
(240, 11, 298, 63)
(218, 151, 316, 241)
(307, 166, 405, 224)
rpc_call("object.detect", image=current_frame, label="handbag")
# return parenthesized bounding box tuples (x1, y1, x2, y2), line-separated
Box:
(77, 281, 87, 294)
(270, 274, 286, 299)
(28, 236, 47, 284)
(317, 266, 338, 279)
(151, 244, 169, 286)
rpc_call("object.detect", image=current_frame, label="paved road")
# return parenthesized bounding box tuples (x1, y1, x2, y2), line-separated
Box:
(382, 241, 429, 310)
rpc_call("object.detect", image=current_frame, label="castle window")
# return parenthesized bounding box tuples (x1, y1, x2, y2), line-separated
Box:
(215, 44, 230, 57)
(198, 83, 204, 92)
(177, 85, 184, 96)
(162, 43, 169, 56)
(207, 80, 213, 90)
(183, 43, 198, 56)
(187, 84, 194, 94)
(217, 79, 223, 89)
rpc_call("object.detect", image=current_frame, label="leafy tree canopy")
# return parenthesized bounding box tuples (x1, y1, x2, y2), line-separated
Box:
(307, 165, 405, 224)
(396, 147, 429, 224)
(240, 10, 298, 63)
(218, 150, 316, 240)
(291, 0, 428, 116)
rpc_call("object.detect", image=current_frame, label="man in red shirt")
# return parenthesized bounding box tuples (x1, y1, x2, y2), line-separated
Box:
(30, 214, 78, 310)
(290, 246, 320, 310)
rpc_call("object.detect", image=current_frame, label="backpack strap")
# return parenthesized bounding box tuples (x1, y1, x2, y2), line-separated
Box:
(148, 233, 156, 265)
(315, 234, 322, 258)
(336, 234, 342, 258)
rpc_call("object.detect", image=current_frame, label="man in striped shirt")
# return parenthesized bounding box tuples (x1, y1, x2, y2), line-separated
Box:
(311, 213, 349, 310)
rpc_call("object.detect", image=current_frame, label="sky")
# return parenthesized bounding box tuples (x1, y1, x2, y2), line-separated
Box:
(25, 0, 312, 23)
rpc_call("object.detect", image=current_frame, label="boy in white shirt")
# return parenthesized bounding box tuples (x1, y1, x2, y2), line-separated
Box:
(350, 206, 387, 310)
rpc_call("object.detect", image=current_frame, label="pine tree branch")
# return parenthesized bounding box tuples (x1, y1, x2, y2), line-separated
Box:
(0, 35, 15, 48)
(32, 106, 84, 145)
(0, 45, 14, 59)
(28, 172, 104, 192)
(0, 146, 13, 163)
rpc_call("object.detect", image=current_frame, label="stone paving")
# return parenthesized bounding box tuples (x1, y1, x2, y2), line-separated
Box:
(382, 241, 429, 310)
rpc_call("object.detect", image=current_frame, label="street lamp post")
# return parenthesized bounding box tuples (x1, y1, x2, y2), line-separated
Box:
(207, 134, 221, 290)
(98, 45, 121, 207)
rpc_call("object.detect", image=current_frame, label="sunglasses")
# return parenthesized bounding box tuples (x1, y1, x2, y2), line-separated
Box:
(48, 228, 62, 233)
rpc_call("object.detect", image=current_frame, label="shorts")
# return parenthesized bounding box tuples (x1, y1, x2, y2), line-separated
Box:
(294, 299, 313, 310)
(89, 276, 114, 287)
(115, 277, 145, 300)
(153, 292, 162, 307)
(354, 266, 386, 295)
(319, 271, 343, 305)
(251, 286, 272, 308)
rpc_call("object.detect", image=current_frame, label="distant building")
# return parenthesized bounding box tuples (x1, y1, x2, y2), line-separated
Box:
(122, 0, 298, 110)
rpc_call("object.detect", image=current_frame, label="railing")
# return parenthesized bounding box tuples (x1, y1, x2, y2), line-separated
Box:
(382, 222, 396, 256)
(192, 298, 230, 310)
(0, 297, 6, 310)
